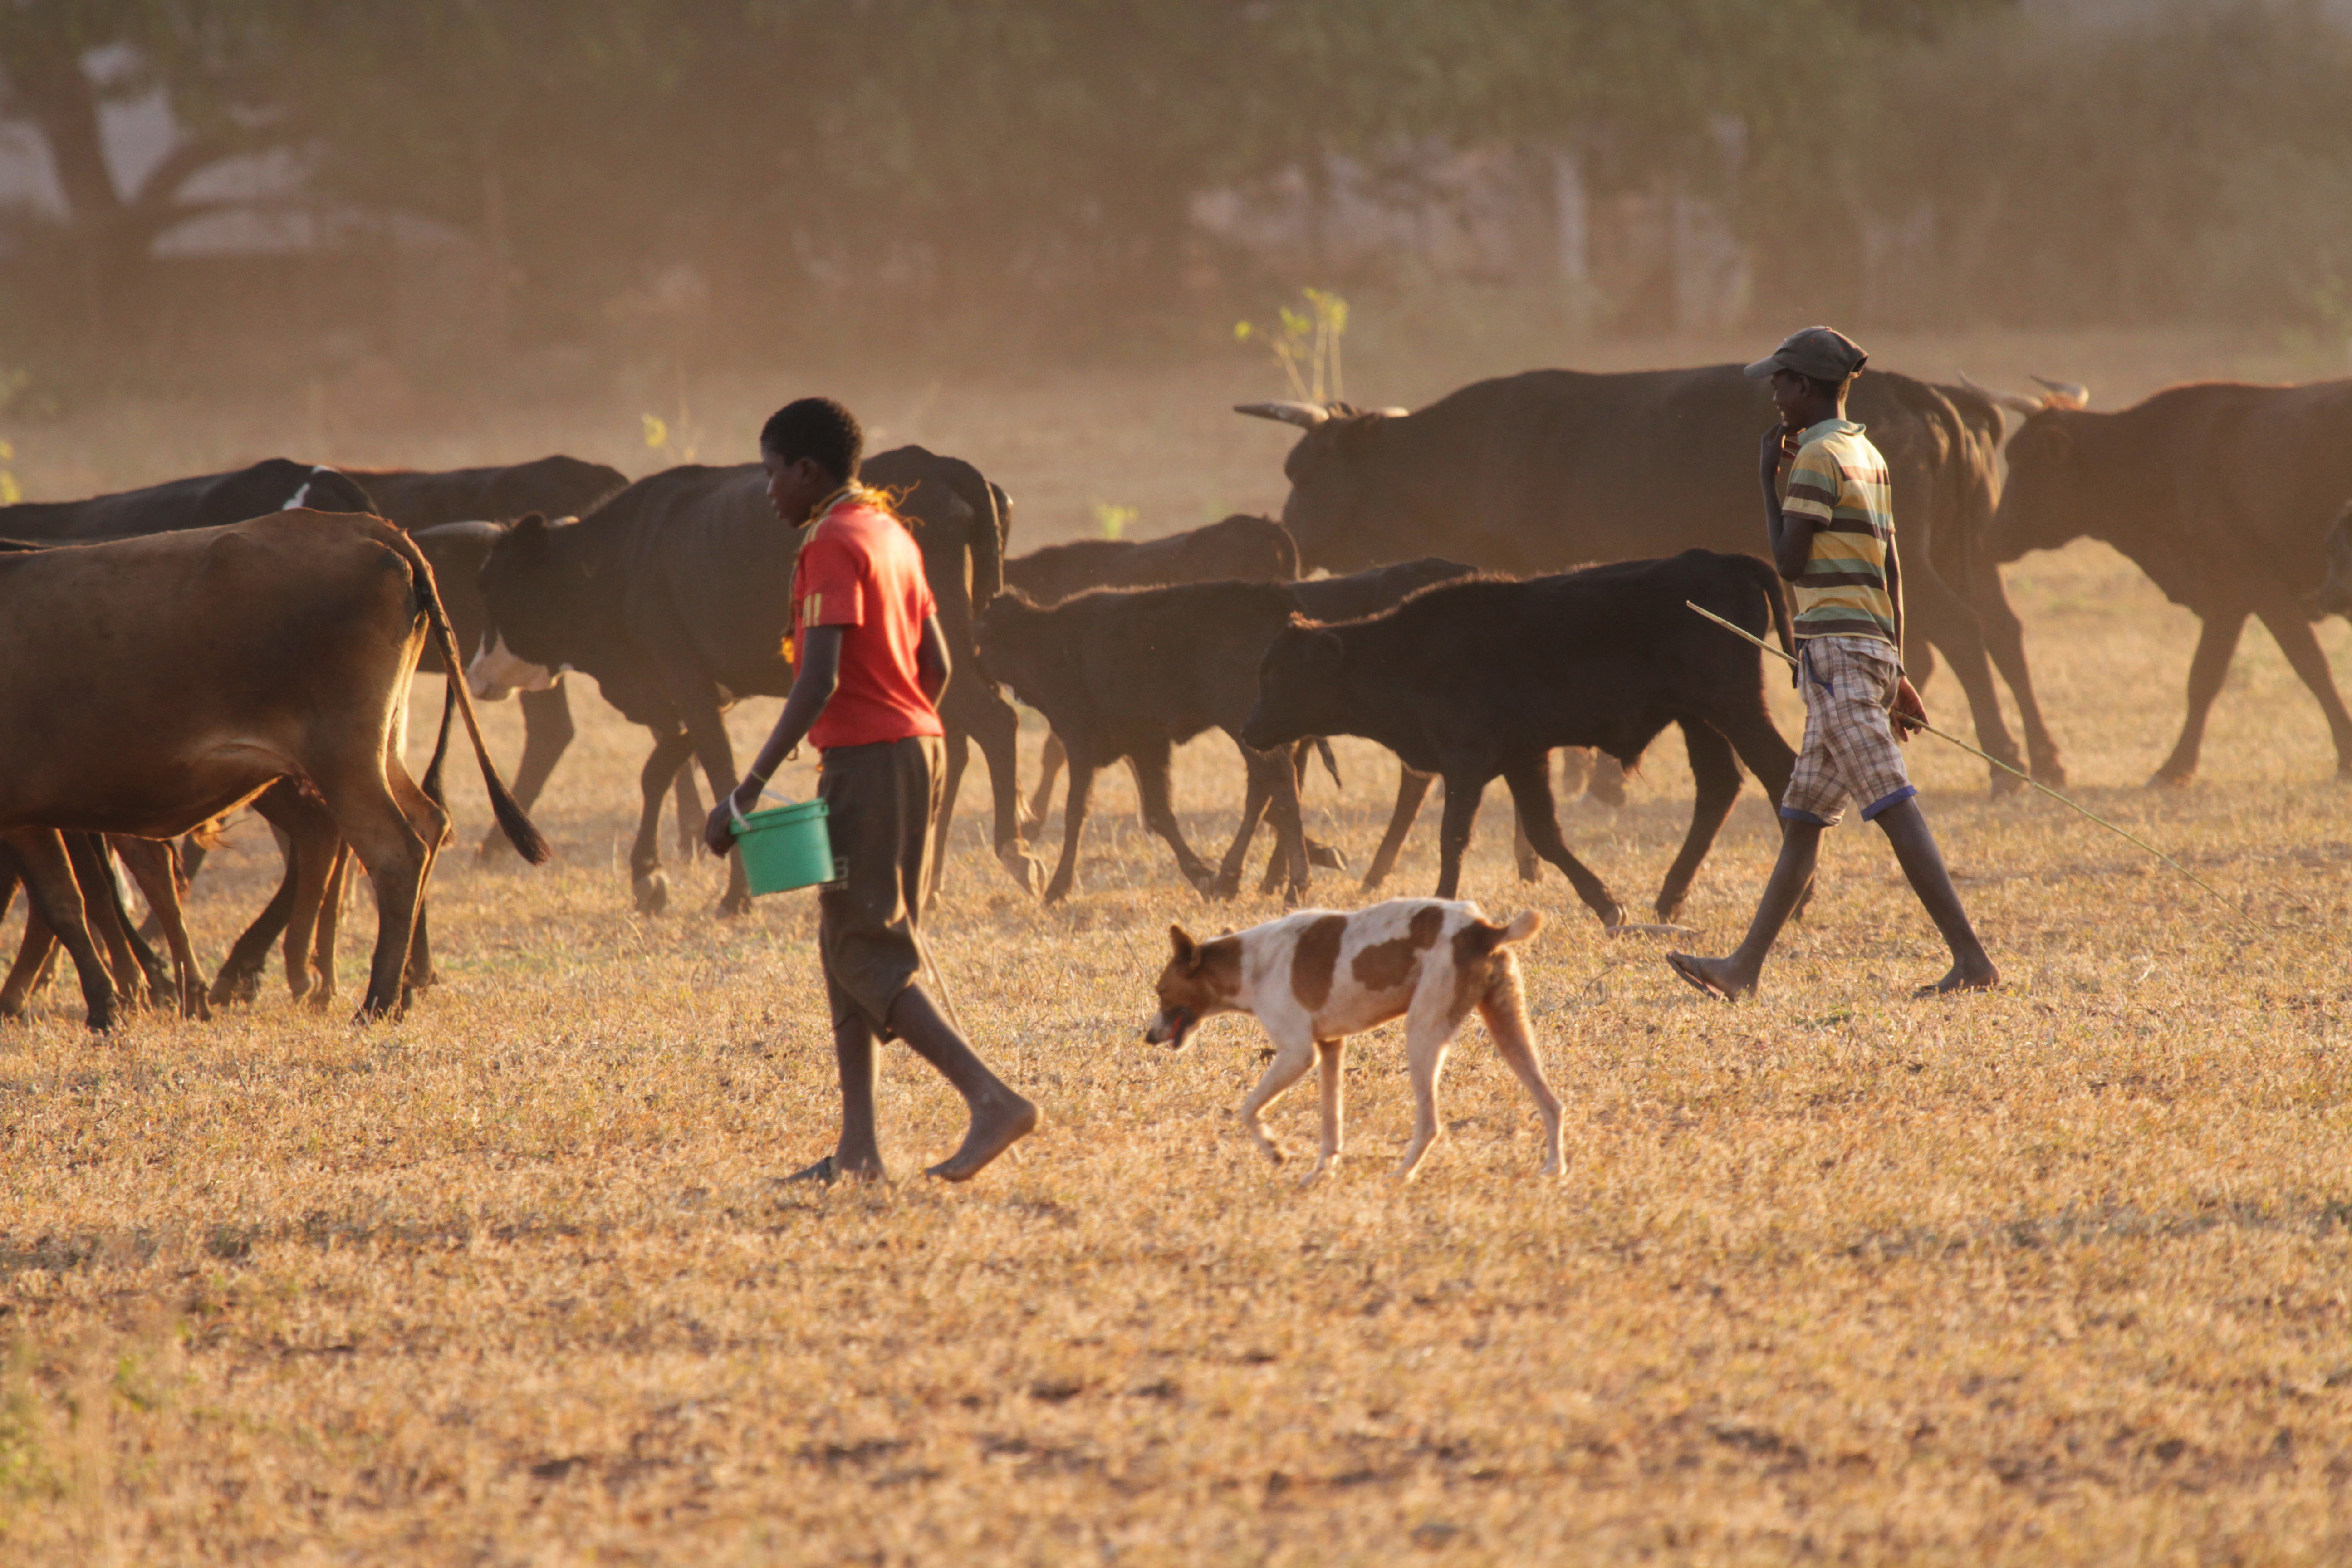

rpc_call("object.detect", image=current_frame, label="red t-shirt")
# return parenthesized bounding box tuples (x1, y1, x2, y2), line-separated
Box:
(789, 494, 945, 751)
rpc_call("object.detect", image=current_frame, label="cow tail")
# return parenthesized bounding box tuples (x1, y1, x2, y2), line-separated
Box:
(1734, 552, 1796, 681)
(382, 524, 553, 864)
(931, 460, 1004, 608)
(1313, 736, 1341, 788)
(421, 679, 456, 809)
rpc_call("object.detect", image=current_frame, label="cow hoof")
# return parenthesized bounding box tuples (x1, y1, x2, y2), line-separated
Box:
(476, 833, 515, 867)
(717, 892, 753, 918)
(1307, 841, 1348, 872)
(634, 870, 670, 915)
(1989, 767, 2027, 797)
(1042, 882, 1073, 906)
(997, 844, 1044, 897)
(2033, 759, 2069, 789)
(2147, 769, 2195, 789)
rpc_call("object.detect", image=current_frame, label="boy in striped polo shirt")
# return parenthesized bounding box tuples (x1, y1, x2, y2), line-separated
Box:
(1669, 328, 1997, 999)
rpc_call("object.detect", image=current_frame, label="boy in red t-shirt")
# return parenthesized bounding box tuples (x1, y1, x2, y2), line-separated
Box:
(703, 398, 1036, 1182)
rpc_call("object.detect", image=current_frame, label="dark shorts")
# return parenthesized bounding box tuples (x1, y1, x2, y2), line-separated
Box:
(816, 735, 942, 1038)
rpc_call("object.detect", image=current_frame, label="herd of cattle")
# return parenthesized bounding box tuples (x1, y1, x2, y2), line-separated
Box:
(3, 361, 2350, 1031)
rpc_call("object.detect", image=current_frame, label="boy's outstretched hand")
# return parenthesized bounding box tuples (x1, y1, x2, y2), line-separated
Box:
(1892, 676, 1929, 741)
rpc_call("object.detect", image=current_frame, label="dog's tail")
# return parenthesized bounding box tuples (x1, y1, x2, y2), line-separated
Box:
(1461, 909, 1543, 957)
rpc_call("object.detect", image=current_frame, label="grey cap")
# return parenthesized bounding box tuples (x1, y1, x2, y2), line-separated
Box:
(1744, 326, 1868, 382)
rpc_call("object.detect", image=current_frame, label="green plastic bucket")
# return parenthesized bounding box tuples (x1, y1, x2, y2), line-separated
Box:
(731, 799, 839, 895)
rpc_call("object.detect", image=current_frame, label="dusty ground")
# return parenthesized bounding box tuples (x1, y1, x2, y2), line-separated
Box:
(4, 328, 2351, 1563)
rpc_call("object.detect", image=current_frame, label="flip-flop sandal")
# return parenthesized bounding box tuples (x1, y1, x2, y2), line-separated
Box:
(782, 1154, 842, 1185)
(1665, 951, 1739, 1002)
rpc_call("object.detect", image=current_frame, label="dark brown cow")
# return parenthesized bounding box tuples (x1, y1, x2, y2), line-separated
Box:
(0, 512, 548, 1025)
(1241, 551, 1797, 925)
(1984, 378, 2352, 784)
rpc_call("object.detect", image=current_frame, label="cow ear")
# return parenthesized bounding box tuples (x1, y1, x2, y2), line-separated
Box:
(1304, 628, 1345, 670)
(1168, 924, 1198, 968)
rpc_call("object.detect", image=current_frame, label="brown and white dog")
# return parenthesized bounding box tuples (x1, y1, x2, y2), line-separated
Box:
(1144, 898, 1564, 1182)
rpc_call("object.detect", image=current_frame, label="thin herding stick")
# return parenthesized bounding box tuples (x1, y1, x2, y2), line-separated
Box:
(1685, 599, 2246, 920)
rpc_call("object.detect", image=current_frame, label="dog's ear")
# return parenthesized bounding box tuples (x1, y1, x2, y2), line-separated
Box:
(1168, 924, 1197, 968)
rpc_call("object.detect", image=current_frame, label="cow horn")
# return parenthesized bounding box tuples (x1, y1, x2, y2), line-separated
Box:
(409, 519, 510, 546)
(1957, 372, 2044, 419)
(1375, 406, 1410, 417)
(2029, 375, 2090, 410)
(1234, 401, 1333, 429)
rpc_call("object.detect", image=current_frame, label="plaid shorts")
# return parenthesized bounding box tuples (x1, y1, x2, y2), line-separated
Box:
(1781, 636, 1916, 827)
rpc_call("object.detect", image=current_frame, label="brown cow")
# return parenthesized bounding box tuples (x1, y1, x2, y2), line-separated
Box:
(0, 832, 204, 1020)
(1984, 377, 2352, 784)
(0, 511, 548, 1026)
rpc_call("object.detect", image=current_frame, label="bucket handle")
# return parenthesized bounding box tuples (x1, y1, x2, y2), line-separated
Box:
(728, 781, 798, 833)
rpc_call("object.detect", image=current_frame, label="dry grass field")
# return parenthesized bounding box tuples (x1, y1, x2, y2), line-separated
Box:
(5, 328, 2352, 1563)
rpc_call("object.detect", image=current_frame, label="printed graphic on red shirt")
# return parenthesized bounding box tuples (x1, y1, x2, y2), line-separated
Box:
(789, 497, 945, 751)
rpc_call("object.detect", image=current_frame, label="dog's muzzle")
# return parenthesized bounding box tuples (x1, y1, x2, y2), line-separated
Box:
(1143, 1007, 1193, 1049)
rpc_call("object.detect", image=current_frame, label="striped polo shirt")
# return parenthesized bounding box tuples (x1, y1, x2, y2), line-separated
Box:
(1780, 417, 1899, 645)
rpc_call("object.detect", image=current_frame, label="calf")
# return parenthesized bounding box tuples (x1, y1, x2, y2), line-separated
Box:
(1242, 550, 1797, 926)
(974, 582, 1311, 905)
(1010, 514, 1300, 823)
(1142, 899, 1563, 1182)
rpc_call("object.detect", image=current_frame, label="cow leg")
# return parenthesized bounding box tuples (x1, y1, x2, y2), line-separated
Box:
(2254, 604, 2352, 779)
(1041, 758, 1098, 906)
(1432, 775, 1487, 901)
(324, 769, 436, 1023)
(2153, 609, 2247, 786)
(1509, 804, 1541, 883)
(1215, 744, 1277, 900)
(1235, 741, 1309, 906)
(212, 862, 294, 1006)
(1910, 576, 2029, 794)
(93, 838, 175, 1007)
(277, 818, 343, 1009)
(311, 845, 353, 1005)
(10, 832, 114, 1030)
(1361, 767, 1435, 892)
(0, 905, 57, 1020)
(1500, 753, 1624, 928)
(676, 700, 752, 917)
(630, 728, 696, 915)
(1133, 741, 1218, 896)
(1029, 732, 1068, 831)
(480, 681, 577, 863)
(114, 838, 207, 1021)
(673, 767, 706, 860)
(963, 683, 1040, 896)
(926, 724, 973, 911)
(1655, 721, 1744, 923)
(1966, 560, 2066, 785)
(66, 834, 157, 1008)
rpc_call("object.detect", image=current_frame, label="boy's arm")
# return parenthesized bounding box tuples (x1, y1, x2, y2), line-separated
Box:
(1885, 546, 1926, 737)
(916, 614, 951, 704)
(702, 625, 845, 855)
(1760, 424, 1817, 580)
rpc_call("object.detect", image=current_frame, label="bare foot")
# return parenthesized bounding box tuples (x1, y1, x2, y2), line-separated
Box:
(1914, 960, 2000, 997)
(783, 1152, 886, 1184)
(1666, 951, 1753, 1001)
(926, 1092, 1039, 1182)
